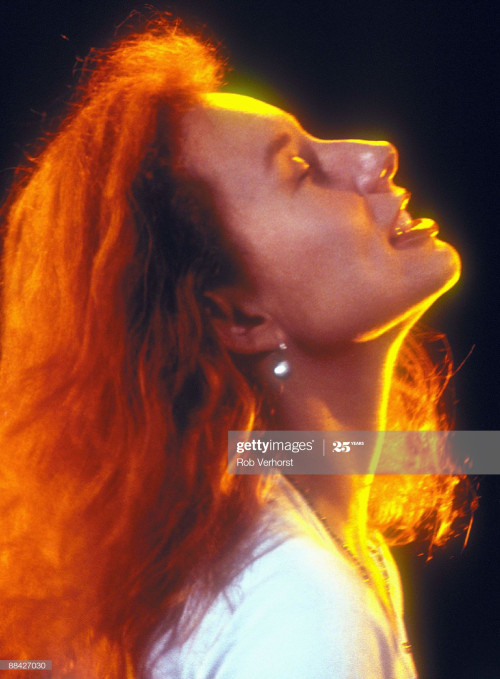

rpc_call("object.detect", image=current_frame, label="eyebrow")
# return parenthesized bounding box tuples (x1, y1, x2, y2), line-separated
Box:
(264, 132, 292, 169)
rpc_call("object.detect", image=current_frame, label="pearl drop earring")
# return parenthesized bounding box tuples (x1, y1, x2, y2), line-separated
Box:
(273, 342, 291, 379)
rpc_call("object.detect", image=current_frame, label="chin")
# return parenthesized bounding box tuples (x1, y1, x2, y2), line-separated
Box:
(358, 244, 461, 343)
(428, 238, 462, 295)
(403, 236, 461, 300)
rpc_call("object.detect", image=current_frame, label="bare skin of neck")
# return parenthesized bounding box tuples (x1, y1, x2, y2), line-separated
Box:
(267, 325, 409, 555)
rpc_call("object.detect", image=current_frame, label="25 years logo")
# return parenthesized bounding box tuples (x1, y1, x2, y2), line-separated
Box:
(331, 440, 365, 453)
(332, 441, 350, 453)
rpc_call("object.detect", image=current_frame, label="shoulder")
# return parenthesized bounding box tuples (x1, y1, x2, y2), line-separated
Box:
(149, 534, 394, 679)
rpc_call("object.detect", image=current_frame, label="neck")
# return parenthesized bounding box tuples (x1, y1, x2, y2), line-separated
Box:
(270, 329, 407, 547)
(277, 336, 400, 430)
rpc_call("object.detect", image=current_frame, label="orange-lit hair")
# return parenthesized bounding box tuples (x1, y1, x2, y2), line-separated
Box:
(0, 15, 469, 679)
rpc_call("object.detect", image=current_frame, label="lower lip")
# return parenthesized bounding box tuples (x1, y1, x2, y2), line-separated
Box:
(390, 218, 439, 250)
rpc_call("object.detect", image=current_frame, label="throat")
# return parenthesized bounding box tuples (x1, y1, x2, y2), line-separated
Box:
(275, 339, 397, 432)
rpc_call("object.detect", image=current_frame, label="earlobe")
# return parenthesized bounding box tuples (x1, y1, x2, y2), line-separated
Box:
(203, 289, 285, 355)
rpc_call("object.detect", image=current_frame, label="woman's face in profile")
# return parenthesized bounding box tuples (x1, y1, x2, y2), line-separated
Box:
(181, 93, 460, 348)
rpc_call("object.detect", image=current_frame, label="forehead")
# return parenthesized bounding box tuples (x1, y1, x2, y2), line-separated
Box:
(180, 93, 301, 178)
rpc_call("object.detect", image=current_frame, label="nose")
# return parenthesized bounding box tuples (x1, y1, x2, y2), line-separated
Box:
(319, 139, 398, 194)
(352, 141, 398, 194)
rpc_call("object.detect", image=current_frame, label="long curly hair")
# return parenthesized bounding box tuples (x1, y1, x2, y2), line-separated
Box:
(0, 15, 470, 678)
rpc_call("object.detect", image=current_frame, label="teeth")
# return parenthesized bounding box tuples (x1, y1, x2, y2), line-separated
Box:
(392, 213, 439, 237)
(393, 211, 413, 236)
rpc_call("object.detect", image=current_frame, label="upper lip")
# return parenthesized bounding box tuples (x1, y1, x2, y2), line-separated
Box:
(389, 190, 412, 238)
(365, 187, 414, 237)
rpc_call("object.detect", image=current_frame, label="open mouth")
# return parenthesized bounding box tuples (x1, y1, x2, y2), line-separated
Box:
(389, 213, 439, 249)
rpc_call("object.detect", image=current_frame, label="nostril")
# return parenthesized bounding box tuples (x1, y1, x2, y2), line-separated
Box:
(376, 161, 393, 187)
(376, 145, 397, 186)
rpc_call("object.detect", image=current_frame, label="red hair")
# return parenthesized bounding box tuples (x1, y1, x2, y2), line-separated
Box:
(0, 17, 264, 677)
(0, 15, 471, 678)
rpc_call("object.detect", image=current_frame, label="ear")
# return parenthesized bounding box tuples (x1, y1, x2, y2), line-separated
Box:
(204, 288, 285, 355)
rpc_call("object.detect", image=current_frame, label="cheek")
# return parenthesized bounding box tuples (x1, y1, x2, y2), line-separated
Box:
(247, 241, 377, 345)
(255, 203, 370, 275)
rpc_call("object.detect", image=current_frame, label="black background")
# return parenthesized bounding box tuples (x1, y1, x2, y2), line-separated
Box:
(2, 2, 499, 677)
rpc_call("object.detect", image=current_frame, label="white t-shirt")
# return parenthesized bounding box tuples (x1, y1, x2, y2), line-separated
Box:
(148, 478, 418, 678)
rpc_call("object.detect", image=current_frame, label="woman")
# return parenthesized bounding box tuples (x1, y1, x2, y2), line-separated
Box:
(0, 16, 468, 678)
